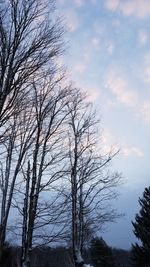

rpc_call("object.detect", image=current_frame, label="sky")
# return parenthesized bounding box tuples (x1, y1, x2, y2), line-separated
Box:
(56, 0, 150, 250)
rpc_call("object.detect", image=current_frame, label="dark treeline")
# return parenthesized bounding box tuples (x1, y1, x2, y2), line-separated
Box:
(1, 244, 131, 267)
(112, 248, 131, 267)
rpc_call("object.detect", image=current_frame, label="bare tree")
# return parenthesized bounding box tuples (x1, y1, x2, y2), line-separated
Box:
(0, 0, 63, 127)
(0, 0, 64, 261)
(0, 93, 37, 262)
(0, 2, 122, 267)
(16, 75, 72, 267)
(64, 90, 121, 267)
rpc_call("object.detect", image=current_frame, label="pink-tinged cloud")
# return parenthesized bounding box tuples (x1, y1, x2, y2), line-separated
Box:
(122, 147, 144, 157)
(105, 0, 150, 19)
(74, 0, 84, 7)
(106, 69, 138, 107)
(82, 84, 101, 102)
(63, 10, 80, 32)
(138, 30, 148, 45)
(102, 129, 144, 158)
(74, 62, 86, 74)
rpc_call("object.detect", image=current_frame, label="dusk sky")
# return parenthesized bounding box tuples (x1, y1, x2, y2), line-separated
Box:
(56, 0, 150, 250)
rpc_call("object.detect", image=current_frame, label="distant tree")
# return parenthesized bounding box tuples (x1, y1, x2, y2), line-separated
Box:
(64, 90, 120, 267)
(131, 186, 150, 266)
(90, 237, 116, 267)
(112, 248, 130, 267)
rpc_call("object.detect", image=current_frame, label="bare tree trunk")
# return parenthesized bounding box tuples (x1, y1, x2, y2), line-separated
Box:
(69, 96, 84, 267)
(21, 162, 30, 267)
(79, 179, 84, 255)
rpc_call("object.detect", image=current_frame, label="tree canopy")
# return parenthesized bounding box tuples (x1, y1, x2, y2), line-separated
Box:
(131, 186, 150, 266)
(90, 237, 116, 267)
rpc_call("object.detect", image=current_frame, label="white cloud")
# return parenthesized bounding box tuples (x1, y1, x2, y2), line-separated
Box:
(144, 53, 150, 64)
(102, 129, 144, 158)
(86, 89, 100, 102)
(105, 0, 119, 11)
(140, 101, 150, 122)
(122, 147, 144, 157)
(107, 42, 114, 55)
(63, 10, 79, 32)
(144, 66, 150, 83)
(101, 129, 119, 155)
(102, 129, 115, 145)
(83, 84, 101, 102)
(74, 62, 86, 74)
(91, 0, 98, 4)
(105, 99, 117, 109)
(105, 67, 150, 124)
(92, 37, 101, 50)
(105, 0, 150, 19)
(71, 80, 101, 103)
(74, 0, 84, 7)
(106, 69, 138, 107)
(138, 30, 148, 45)
(143, 54, 150, 83)
(102, 129, 144, 157)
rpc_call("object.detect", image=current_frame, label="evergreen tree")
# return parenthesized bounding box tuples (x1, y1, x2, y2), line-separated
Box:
(131, 186, 150, 266)
(90, 237, 116, 267)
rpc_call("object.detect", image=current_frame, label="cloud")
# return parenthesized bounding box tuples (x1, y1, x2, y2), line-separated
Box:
(143, 54, 150, 83)
(101, 129, 119, 155)
(102, 129, 116, 145)
(105, 0, 119, 11)
(93, 22, 105, 35)
(106, 69, 138, 107)
(83, 84, 101, 102)
(91, 0, 98, 4)
(140, 101, 150, 122)
(144, 53, 150, 64)
(105, 0, 150, 19)
(107, 42, 114, 55)
(102, 129, 144, 158)
(104, 67, 150, 125)
(74, 62, 86, 74)
(86, 90, 100, 102)
(57, 0, 66, 5)
(92, 37, 101, 50)
(74, 0, 84, 7)
(144, 66, 150, 83)
(70, 79, 101, 103)
(105, 99, 117, 109)
(112, 19, 121, 28)
(122, 147, 144, 157)
(138, 30, 148, 45)
(63, 10, 79, 32)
